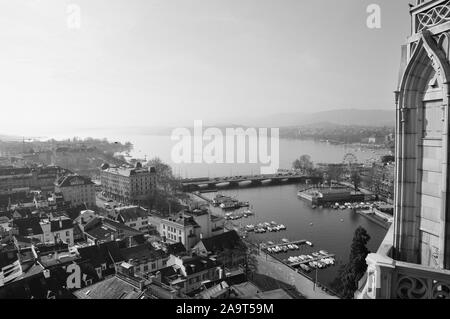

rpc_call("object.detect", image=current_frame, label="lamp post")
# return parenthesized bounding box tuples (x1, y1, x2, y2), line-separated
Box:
(313, 267, 318, 291)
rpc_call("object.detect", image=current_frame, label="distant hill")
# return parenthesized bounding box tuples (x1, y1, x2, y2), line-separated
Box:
(236, 109, 395, 128)
(0, 134, 23, 142)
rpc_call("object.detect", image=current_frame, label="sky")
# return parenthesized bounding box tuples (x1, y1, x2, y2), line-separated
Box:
(0, 0, 411, 136)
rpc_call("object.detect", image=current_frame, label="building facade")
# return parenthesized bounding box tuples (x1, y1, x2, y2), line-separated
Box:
(160, 215, 201, 249)
(55, 175, 96, 208)
(100, 164, 156, 204)
(115, 206, 152, 233)
(0, 165, 68, 195)
(356, 0, 450, 299)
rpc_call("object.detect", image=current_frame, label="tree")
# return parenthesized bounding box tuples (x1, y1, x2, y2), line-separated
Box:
(144, 157, 187, 214)
(350, 169, 361, 191)
(324, 164, 344, 185)
(146, 157, 182, 194)
(293, 154, 314, 173)
(338, 226, 371, 299)
(244, 243, 259, 281)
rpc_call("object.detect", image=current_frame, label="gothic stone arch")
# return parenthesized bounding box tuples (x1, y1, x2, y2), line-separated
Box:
(395, 30, 450, 269)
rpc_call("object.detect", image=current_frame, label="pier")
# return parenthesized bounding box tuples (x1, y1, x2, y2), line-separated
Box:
(265, 240, 307, 249)
(288, 253, 336, 267)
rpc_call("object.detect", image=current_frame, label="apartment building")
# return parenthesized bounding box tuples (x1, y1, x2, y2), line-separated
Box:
(100, 163, 156, 204)
(54, 175, 96, 208)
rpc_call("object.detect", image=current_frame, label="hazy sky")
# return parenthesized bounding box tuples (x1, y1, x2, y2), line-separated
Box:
(0, 0, 411, 136)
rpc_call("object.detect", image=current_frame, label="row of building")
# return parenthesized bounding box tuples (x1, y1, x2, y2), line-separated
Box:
(0, 208, 250, 298)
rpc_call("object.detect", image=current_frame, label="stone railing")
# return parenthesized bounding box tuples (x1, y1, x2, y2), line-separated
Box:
(394, 262, 450, 299)
(355, 224, 450, 299)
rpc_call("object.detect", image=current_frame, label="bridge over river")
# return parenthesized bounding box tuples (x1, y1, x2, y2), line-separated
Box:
(181, 173, 322, 192)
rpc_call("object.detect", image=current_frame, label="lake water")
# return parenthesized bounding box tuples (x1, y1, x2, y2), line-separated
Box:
(203, 184, 388, 290)
(39, 130, 390, 178)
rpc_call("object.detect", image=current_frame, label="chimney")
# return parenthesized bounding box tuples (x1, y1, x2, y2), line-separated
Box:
(59, 217, 62, 229)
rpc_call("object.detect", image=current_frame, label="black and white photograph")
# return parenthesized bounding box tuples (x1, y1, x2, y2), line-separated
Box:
(0, 0, 449, 307)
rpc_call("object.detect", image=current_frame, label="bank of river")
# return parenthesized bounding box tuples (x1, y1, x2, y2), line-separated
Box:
(202, 183, 388, 289)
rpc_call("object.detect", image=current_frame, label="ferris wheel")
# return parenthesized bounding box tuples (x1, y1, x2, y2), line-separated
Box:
(342, 153, 358, 166)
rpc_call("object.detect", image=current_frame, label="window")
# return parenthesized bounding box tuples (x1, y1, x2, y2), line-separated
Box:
(66, 231, 70, 237)
(151, 263, 156, 270)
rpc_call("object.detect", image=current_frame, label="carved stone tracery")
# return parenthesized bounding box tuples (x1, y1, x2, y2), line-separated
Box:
(417, 1, 450, 32)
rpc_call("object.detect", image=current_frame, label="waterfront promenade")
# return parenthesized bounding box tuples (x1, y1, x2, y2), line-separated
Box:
(254, 251, 339, 299)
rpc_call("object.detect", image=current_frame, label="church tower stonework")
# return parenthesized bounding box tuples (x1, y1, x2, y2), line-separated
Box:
(356, 0, 450, 299)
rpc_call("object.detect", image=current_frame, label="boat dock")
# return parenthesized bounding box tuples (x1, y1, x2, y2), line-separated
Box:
(265, 240, 307, 249)
(288, 253, 336, 267)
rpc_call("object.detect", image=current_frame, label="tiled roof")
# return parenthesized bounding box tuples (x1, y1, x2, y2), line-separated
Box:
(200, 230, 243, 252)
(120, 243, 167, 262)
(84, 217, 142, 241)
(164, 215, 200, 228)
(166, 242, 187, 256)
(103, 167, 153, 177)
(116, 206, 149, 222)
(182, 256, 217, 276)
(73, 276, 144, 299)
(77, 241, 124, 268)
(13, 217, 43, 236)
(55, 174, 94, 187)
(50, 218, 73, 232)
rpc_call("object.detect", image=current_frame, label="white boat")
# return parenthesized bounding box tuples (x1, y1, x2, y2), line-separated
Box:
(282, 238, 289, 243)
(319, 250, 329, 255)
(302, 264, 311, 272)
(279, 224, 286, 230)
(267, 241, 274, 246)
(287, 244, 294, 250)
(271, 221, 277, 225)
(306, 241, 313, 246)
(292, 244, 299, 250)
